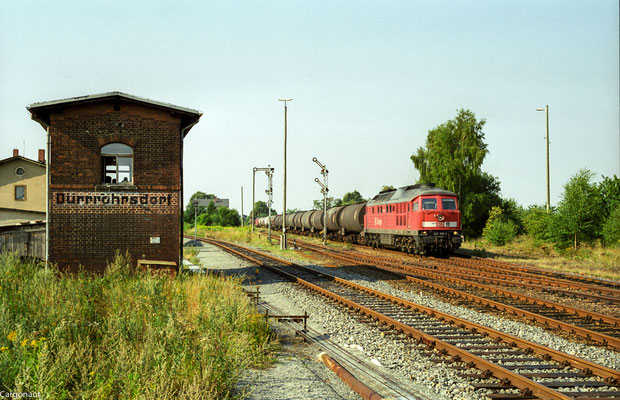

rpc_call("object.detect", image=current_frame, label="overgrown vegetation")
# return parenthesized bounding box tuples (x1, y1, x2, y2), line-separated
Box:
(184, 192, 241, 227)
(411, 110, 619, 268)
(0, 252, 276, 399)
(411, 109, 502, 237)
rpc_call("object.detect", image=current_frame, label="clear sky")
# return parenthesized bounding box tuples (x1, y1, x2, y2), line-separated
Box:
(1, 1, 618, 214)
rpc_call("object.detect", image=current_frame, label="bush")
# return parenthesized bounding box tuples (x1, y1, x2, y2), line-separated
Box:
(484, 219, 517, 246)
(522, 205, 551, 242)
(602, 204, 620, 247)
(548, 169, 603, 249)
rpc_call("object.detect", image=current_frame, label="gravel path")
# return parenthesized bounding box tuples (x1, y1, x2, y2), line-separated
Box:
(186, 241, 361, 400)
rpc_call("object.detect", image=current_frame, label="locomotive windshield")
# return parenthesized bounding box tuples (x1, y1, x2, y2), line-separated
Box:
(422, 198, 437, 210)
(442, 198, 457, 210)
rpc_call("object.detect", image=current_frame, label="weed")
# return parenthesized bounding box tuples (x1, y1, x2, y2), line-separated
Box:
(0, 253, 276, 399)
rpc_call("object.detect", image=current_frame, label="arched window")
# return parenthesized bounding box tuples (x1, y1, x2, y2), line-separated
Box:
(101, 143, 133, 184)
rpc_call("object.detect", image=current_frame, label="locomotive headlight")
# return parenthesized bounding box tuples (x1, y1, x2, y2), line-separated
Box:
(454, 231, 458, 235)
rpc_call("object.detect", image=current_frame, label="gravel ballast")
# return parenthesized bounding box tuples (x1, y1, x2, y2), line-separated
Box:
(187, 240, 619, 399)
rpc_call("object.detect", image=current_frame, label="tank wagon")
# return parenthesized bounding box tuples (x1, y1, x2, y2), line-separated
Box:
(257, 183, 462, 254)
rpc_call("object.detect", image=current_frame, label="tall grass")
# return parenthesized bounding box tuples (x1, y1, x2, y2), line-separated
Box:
(0, 252, 276, 399)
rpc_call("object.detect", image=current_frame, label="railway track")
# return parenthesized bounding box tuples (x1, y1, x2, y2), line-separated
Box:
(450, 256, 620, 292)
(340, 241, 620, 305)
(268, 236, 620, 350)
(197, 237, 620, 400)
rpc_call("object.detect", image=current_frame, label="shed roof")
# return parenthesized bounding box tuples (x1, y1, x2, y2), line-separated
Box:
(27, 91, 202, 135)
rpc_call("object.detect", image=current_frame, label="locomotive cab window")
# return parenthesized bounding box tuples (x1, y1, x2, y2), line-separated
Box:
(422, 198, 437, 210)
(101, 143, 133, 184)
(442, 198, 457, 210)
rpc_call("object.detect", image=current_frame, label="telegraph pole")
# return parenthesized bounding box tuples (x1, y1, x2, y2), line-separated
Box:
(278, 98, 292, 249)
(193, 199, 199, 242)
(536, 105, 550, 212)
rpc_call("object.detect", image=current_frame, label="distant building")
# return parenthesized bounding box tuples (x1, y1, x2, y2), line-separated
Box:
(196, 197, 229, 208)
(28, 92, 201, 272)
(0, 149, 46, 224)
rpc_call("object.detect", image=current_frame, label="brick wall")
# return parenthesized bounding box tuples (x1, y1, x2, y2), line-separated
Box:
(47, 100, 184, 272)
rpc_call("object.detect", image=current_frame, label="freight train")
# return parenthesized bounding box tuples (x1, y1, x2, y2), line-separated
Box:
(255, 183, 462, 255)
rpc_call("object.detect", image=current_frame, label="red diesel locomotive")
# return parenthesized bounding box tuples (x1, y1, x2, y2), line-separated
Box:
(363, 183, 462, 254)
(257, 183, 462, 254)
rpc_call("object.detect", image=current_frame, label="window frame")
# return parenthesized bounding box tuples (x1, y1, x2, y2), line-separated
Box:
(101, 143, 134, 185)
(422, 198, 438, 210)
(14, 185, 26, 201)
(441, 198, 457, 210)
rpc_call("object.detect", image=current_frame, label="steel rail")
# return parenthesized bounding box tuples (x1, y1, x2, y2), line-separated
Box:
(291, 240, 620, 349)
(335, 241, 620, 304)
(248, 289, 434, 400)
(403, 258, 620, 300)
(199, 238, 620, 400)
(463, 255, 620, 289)
(408, 264, 620, 305)
(307, 231, 620, 293)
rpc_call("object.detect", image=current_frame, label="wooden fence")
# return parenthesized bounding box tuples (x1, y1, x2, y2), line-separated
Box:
(0, 225, 45, 259)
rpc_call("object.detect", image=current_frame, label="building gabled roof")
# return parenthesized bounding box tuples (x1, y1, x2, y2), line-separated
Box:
(0, 155, 45, 168)
(27, 91, 202, 136)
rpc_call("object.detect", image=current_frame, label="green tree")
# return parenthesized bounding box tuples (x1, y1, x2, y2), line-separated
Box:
(482, 206, 517, 246)
(341, 190, 365, 205)
(411, 109, 501, 237)
(499, 198, 525, 235)
(313, 197, 337, 210)
(216, 207, 241, 227)
(197, 204, 241, 227)
(252, 201, 277, 218)
(184, 192, 215, 223)
(598, 175, 620, 215)
(602, 203, 620, 247)
(548, 169, 603, 249)
(522, 205, 551, 242)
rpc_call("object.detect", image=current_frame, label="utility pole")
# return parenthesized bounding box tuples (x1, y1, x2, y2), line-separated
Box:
(536, 105, 550, 212)
(240, 186, 244, 227)
(278, 98, 292, 249)
(193, 199, 199, 242)
(313, 157, 329, 245)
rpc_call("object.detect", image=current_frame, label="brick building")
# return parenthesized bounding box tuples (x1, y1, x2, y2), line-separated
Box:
(27, 92, 201, 272)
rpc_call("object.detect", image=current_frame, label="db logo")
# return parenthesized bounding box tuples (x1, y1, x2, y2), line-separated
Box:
(374, 217, 383, 226)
